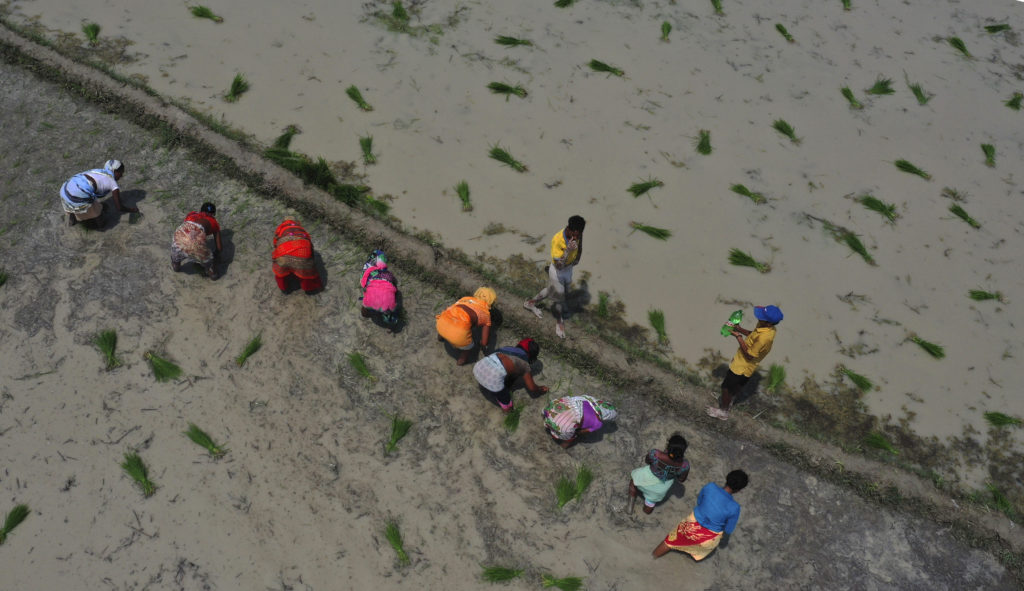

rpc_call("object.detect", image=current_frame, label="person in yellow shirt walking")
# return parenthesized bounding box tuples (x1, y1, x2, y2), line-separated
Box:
(706, 305, 783, 421)
(524, 215, 585, 338)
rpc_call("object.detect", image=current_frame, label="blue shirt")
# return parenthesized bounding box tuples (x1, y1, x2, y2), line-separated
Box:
(693, 482, 741, 534)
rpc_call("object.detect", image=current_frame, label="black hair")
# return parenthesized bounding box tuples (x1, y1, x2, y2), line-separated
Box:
(200, 202, 216, 215)
(666, 433, 688, 459)
(726, 469, 749, 492)
(567, 215, 586, 232)
(522, 340, 540, 361)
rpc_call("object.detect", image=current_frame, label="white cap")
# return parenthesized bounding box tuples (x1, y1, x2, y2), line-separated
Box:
(104, 159, 124, 173)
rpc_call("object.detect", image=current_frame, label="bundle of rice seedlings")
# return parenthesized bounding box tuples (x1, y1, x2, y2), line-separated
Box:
(968, 289, 1003, 302)
(840, 231, 874, 265)
(489, 144, 527, 172)
(503, 402, 524, 433)
(766, 364, 786, 393)
(649, 309, 668, 344)
(554, 0, 575, 7)
(272, 125, 301, 149)
(894, 159, 930, 180)
(628, 178, 663, 198)
(981, 143, 995, 168)
(385, 415, 413, 455)
(588, 59, 625, 78)
(574, 465, 593, 500)
(184, 423, 228, 457)
(695, 129, 712, 155)
(728, 248, 770, 273)
(360, 135, 376, 165)
(858, 195, 897, 223)
(391, 1, 409, 22)
(93, 329, 121, 370)
(454, 180, 472, 212)
(948, 37, 970, 58)
(481, 565, 524, 582)
(555, 475, 576, 508)
(121, 452, 156, 496)
(730, 184, 766, 205)
(346, 85, 373, 111)
(144, 351, 182, 382)
(487, 81, 528, 100)
(841, 367, 874, 392)
(236, 333, 262, 367)
(771, 119, 800, 144)
(189, 5, 223, 22)
(866, 77, 895, 95)
(841, 0, 851, 10)
(495, 35, 532, 47)
(949, 204, 980, 229)
(1007, 92, 1023, 110)
(986, 483, 1014, 515)
(348, 351, 375, 380)
(984, 24, 1011, 34)
(0, 504, 29, 545)
(629, 222, 671, 241)
(904, 74, 933, 105)
(596, 292, 610, 318)
(0, 269, 7, 287)
(82, 22, 101, 45)
(224, 74, 249, 102)
(840, 86, 864, 109)
(661, 21, 672, 42)
(863, 431, 897, 455)
(384, 520, 410, 566)
(775, 24, 795, 43)
(910, 335, 945, 359)
(710, 0, 724, 15)
(941, 186, 967, 202)
(983, 412, 1022, 427)
(542, 574, 584, 591)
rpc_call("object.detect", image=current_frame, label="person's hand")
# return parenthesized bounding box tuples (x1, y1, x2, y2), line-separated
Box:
(120, 206, 139, 213)
(539, 385, 549, 394)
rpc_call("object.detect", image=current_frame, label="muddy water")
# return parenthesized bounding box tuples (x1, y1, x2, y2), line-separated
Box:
(7, 0, 1024, 454)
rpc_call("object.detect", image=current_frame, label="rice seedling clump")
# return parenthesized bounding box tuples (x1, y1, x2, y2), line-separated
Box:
(588, 59, 625, 77)
(629, 222, 671, 240)
(0, 504, 30, 545)
(224, 74, 250, 102)
(82, 22, 101, 45)
(184, 423, 228, 457)
(695, 129, 712, 155)
(121, 452, 156, 496)
(93, 329, 121, 370)
(189, 6, 224, 22)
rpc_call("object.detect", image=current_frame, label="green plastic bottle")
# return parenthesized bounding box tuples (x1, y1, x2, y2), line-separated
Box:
(720, 310, 743, 337)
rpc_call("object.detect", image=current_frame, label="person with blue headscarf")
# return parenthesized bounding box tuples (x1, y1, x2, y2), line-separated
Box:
(59, 159, 138, 227)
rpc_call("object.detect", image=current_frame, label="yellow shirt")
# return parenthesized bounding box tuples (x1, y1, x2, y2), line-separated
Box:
(550, 230, 579, 266)
(728, 326, 776, 377)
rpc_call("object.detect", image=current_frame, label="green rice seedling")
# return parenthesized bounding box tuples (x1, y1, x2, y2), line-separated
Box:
(574, 465, 593, 500)
(730, 184, 766, 205)
(555, 475, 576, 508)
(949, 204, 980, 229)
(0, 269, 7, 287)
(554, 0, 575, 7)
(649, 309, 668, 344)
(384, 519, 410, 565)
(728, 248, 770, 273)
(981, 143, 995, 168)
(82, 22, 101, 45)
(121, 452, 156, 496)
(360, 135, 376, 165)
(236, 333, 262, 367)
(144, 351, 182, 382)
(588, 59, 625, 78)
(495, 35, 532, 47)
(503, 402, 524, 433)
(948, 37, 970, 58)
(775, 24, 795, 43)
(489, 144, 527, 172)
(661, 21, 672, 42)
(184, 423, 228, 458)
(454, 180, 472, 212)
(487, 81, 528, 100)
(840, 231, 874, 265)
(695, 129, 712, 155)
(841, 0, 851, 10)
(710, 0, 724, 16)
(859, 195, 898, 223)
(189, 6, 223, 22)
(628, 177, 663, 198)
(391, 1, 409, 23)
(941, 187, 967, 202)
(385, 415, 413, 455)
(482, 565, 524, 582)
(841, 367, 874, 392)
(863, 431, 897, 455)
(771, 119, 800, 144)
(1006, 92, 1023, 110)
(903, 73, 933, 105)
(272, 125, 300, 149)
(596, 292, 610, 318)
(542, 574, 584, 591)
(766, 364, 786, 393)
(985, 24, 1011, 34)
(348, 351, 375, 380)
(629, 222, 672, 241)
(840, 86, 864, 109)
(224, 74, 249, 102)
(984, 411, 1021, 427)
(93, 329, 121, 370)
(968, 289, 1003, 302)
(0, 504, 29, 545)
(910, 335, 945, 359)
(894, 159, 930, 180)
(865, 77, 895, 95)
(346, 85, 373, 111)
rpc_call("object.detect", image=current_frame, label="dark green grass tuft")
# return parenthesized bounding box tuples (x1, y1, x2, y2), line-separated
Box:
(840, 86, 864, 109)
(894, 159, 930, 180)
(0, 269, 7, 287)
(984, 412, 1021, 427)
(224, 74, 249, 102)
(384, 519, 410, 565)
(489, 144, 527, 172)
(910, 336, 945, 359)
(495, 35, 532, 47)
(863, 431, 897, 455)
(454, 180, 472, 212)
(93, 329, 121, 370)
(766, 364, 786, 393)
(0, 504, 29, 545)
(503, 402, 524, 432)
(648, 309, 668, 344)
(596, 292, 610, 319)
(82, 22, 101, 45)
(841, 0, 851, 10)
(385, 415, 413, 455)
(728, 248, 770, 273)
(588, 59, 624, 77)
(360, 135, 376, 165)
(695, 129, 712, 155)
(661, 21, 672, 42)
(771, 119, 800, 144)
(542, 574, 584, 591)
(629, 222, 671, 241)
(866, 77, 895, 95)
(184, 423, 228, 457)
(986, 483, 1014, 516)
(710, 0, 724, 15)
(554, 0, 575, 7)
(949, 204, 980, 229)
(981, 143, 995, 168)
(841, 367, 874, 392)
(859, 195, 897, 223)
(487, 81, 528, 100)
(984, 24, 1011, 34)
(730, 184, 767, 205)
(948, 37, 970, 58)
(348, 351, 375, 380)
(121, 452, 156, 496)
(775, 24, 795, 43)
(391, 1, 410, 22)
(1006, 92, 1023, 110)
(628, 178, 663, 197)
(968, 289, 1003, 302)
(144, 351, 182, 382)
(236, 333, 262, 367)
(189, 6, 223, 22)
(482, 565, 524, 582)
(346, 85, 373, 111)
(272, 125, 300, 149)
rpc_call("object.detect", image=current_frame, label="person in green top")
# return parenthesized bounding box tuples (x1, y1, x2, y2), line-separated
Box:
(524, 215, 585, 339)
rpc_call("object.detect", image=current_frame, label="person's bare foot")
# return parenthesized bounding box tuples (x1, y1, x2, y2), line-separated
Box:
(643, 505, 654, 514)
(705, 406, 729, 420)
(555, 321, 566, 339)
(524, 300, 542, 319)
(457, 352, 470, 366)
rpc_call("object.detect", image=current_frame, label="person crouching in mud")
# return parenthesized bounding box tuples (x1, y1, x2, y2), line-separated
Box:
(170, 202, 222, 279)
(59, 159, 138, 228)
(473, 337, 548, 412)
(360, 249, 399, 325)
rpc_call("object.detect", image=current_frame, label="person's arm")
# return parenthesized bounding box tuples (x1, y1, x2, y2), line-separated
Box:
(732, 330, 752, 355)
(574, 235, 582, 265)
(479, 324, 490, 348)
(213, 230, 223, 254)
(110, 188, 138, 213)
(724, 506, 741, 535)
(676, 466, 690, 483)
(521, 372, 548, 395)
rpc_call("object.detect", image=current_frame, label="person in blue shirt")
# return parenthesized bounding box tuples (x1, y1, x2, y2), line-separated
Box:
(652, 470, 748, 561)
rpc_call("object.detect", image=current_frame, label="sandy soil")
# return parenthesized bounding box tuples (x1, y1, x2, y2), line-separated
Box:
(0, 39, 1020, 591)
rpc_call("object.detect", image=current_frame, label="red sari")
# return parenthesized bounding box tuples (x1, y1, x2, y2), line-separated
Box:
(663, 512, 723, 561)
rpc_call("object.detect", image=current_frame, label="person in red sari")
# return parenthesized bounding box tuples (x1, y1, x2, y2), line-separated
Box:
(652, 470, 748, 561)
(272, 217, 322, 293)
(170, 202, 222, 279)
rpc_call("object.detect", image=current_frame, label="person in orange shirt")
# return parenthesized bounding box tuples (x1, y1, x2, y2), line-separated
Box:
(436, 287, 496, 365)
(706, 305, 782, 421)
(271, 217, 322, 293)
